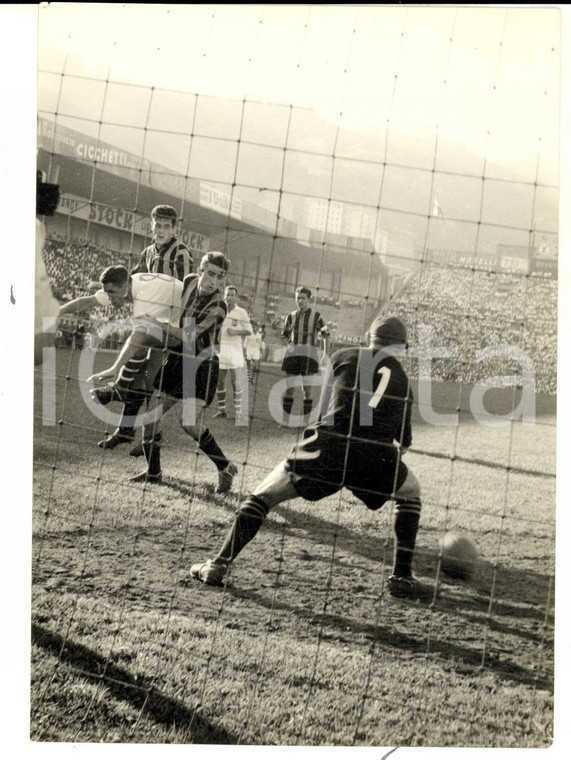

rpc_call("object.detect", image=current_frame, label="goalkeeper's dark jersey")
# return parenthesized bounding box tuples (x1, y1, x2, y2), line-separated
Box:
(317, 347, 412, 448)
(286, 347, 412, 505)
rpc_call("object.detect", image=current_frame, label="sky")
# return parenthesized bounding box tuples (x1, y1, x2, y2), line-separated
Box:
(36, 3, 561, 182)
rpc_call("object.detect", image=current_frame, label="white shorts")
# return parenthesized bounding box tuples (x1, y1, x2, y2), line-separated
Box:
(218, 344, 245, 370)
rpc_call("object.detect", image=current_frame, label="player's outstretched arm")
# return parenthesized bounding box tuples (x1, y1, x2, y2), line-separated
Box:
(58, 295, 99, 317)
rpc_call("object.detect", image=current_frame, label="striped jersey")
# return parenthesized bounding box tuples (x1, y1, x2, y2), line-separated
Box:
(179, 274, 227, 355)
(132, 237, 193, 281)
(282, 307, 328, 347)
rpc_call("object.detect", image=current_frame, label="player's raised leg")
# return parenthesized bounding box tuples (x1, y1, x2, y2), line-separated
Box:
(90, 325, 166, 406)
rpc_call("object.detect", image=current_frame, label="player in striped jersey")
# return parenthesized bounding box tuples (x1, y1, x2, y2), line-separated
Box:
(130, 251, 238, 493)
(280, 286, 329, 427)
(189, 316, 436, 599)
(132, 205, 193, 281)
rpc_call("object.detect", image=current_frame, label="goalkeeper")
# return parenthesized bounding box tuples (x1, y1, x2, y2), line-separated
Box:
(189, 316, 437, 600)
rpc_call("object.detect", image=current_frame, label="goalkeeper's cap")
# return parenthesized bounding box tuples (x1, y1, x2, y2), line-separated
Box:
(151, 205, 177, 222)
(369, 316, 407, 347)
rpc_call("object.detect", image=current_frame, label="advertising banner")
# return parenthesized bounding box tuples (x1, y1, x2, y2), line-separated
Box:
(200, 182, 242, 220)
(57, 193, 208, 252)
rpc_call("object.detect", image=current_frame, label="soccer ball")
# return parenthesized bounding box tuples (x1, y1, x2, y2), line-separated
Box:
(440, 532, 479, 580)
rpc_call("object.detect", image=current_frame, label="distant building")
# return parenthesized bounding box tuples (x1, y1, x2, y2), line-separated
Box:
(303, 198, 388, 256)
(304, 198, 344, 234)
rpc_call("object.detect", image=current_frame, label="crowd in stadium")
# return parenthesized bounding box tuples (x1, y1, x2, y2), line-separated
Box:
(42, 235, 126, 301)
(388, 266, 557, 394)
(44, 235, 134, 347)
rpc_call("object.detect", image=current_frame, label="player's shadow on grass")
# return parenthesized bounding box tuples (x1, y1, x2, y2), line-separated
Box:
(31, 623, 238, 744)
(156, 475, 222, 502)
(223, 586, 551, 691)
(438, 600, 552, 645)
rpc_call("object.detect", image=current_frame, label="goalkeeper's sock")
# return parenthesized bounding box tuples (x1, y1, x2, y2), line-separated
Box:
(214, 495, 270, 564)
(392, 498, 422, 578)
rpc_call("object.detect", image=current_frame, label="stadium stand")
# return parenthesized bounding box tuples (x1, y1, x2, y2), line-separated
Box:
(43, 235, 131, 302)
(43, 234, 134, 348)
(385, 265, 557, 394)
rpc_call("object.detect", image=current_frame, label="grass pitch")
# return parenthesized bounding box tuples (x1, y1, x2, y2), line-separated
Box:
(30, 349, 555, 746)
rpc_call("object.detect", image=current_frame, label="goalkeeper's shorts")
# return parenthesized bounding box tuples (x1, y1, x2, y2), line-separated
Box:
(286, 424, 408, 510)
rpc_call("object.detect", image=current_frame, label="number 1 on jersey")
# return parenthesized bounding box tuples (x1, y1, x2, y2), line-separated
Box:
(368, 366, 391, 409)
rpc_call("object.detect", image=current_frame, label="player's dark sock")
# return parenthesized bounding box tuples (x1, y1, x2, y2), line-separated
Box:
(302, 398, 313, 420)
(196, 429, 230, 471)
(214, 495, 270, 563)
(142, 434, 162, 477)
(282, 395, 294, 424)
(392, 497, 422, 577)
(117, 390, 147, 430)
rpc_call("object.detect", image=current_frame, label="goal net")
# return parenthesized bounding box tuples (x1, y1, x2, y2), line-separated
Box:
(30, 4, 558, 748)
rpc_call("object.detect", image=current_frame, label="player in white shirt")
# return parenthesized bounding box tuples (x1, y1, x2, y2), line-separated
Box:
(244, 323, 265, 383)
(78, 205, 192, 450)
(58, 265, 182, 406)
(214, 285, 252, 423)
